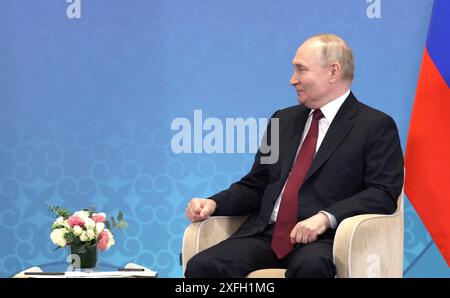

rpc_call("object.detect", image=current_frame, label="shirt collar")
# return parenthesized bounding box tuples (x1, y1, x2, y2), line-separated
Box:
(310, 89, 350, 123)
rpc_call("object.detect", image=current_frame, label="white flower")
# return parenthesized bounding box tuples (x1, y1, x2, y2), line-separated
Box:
(52, 216, 66, 229)
(98, 212, 106, 218)
(56, 216, 64, 225)
(73, 210, 89, 220)
(86, 229, 96, 240)
(84, 218, 95, 229)
(62, 220, 71, 229)
(79, 231, 89, 242)
(73, 225, 83, 236)
(50, 228, 67, 247)
(96, 222, 105, 234)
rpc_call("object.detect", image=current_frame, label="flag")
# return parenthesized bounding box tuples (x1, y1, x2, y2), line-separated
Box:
(405, 0, 450, 266)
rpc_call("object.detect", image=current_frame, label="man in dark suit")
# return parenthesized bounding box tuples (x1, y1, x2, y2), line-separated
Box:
(184, 34, 404, 278)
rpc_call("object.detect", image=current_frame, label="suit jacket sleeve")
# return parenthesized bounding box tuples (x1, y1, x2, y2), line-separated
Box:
(209, 111, 279, 216)
(324, 114, 404, 224)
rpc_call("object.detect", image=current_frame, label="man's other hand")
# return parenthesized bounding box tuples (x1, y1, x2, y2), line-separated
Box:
(186, 198, 217, 223)
(289, 212, 331, 244)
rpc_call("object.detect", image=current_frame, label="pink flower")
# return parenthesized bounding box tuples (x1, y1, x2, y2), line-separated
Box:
(67, 215, 85, 227)
(97, 230, 109, 251)
(92, 214, 106, 223)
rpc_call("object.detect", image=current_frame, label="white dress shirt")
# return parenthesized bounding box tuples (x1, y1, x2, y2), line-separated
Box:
(269, 89, 350, 229)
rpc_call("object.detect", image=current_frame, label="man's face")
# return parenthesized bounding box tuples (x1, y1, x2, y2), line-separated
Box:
(290, 41, 331, 109)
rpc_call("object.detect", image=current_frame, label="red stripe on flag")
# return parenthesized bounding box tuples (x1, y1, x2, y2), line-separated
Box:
(405, 48, 450, 266)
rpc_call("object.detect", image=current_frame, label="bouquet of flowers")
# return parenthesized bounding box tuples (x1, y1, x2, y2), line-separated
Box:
(49, 205, 128, 251)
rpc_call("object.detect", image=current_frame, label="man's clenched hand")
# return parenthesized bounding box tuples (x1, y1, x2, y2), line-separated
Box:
(185, 198, 217, 223)
(289, 212, 331, 244)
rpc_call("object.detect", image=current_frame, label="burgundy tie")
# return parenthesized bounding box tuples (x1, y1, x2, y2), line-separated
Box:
(271, 109, 324, 259)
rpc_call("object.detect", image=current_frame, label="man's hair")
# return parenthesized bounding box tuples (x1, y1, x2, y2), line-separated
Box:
(307, 33, 354, 82)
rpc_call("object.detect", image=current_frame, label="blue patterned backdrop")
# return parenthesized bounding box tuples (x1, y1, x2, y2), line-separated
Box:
(0, 0, 448, 277)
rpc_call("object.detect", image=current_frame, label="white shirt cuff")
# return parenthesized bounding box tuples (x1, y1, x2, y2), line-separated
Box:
(319, 211, 337, 229)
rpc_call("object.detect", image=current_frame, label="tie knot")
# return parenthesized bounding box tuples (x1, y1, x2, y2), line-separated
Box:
(313, 109, 324, 121)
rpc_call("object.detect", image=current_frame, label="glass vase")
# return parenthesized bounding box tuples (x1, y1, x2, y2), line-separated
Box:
(70, 244, 97, 270)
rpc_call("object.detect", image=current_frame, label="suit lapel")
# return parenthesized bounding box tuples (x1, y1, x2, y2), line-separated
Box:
(303, 93, 358, 183)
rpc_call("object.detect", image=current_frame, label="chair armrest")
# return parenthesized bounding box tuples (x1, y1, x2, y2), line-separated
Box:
(182, 216, 247, 273)
(333, 211, 404, 278)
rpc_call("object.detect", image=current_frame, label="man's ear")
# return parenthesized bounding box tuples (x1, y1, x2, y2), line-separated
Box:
(329, 62, 341, 83)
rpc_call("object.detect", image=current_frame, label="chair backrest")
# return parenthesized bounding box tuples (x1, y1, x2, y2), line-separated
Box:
(395, 188, 404, 214)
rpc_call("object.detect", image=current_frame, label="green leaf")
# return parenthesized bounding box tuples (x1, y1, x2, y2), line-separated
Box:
(47, 203, 71, 219)
(110, 216, 116, 227)
(105, 221, 111, 230)
(116, 221, 128, 229)
(118, 211, 123, 221)
(64, 233, 76, 245)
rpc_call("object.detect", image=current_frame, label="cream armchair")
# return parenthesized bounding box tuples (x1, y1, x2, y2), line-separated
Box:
(182, 192, 404, 278)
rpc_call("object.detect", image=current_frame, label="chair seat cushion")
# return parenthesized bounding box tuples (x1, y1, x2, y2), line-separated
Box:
(246, 269, 286, 278)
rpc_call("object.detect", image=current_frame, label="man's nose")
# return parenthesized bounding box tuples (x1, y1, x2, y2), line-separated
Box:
(290, 73, 299, 86)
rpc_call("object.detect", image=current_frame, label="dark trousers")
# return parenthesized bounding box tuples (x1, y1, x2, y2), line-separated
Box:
(184, 224, 336, 278)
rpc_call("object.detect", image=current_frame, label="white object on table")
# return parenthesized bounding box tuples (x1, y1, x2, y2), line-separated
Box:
(15, 263, 157, 278)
